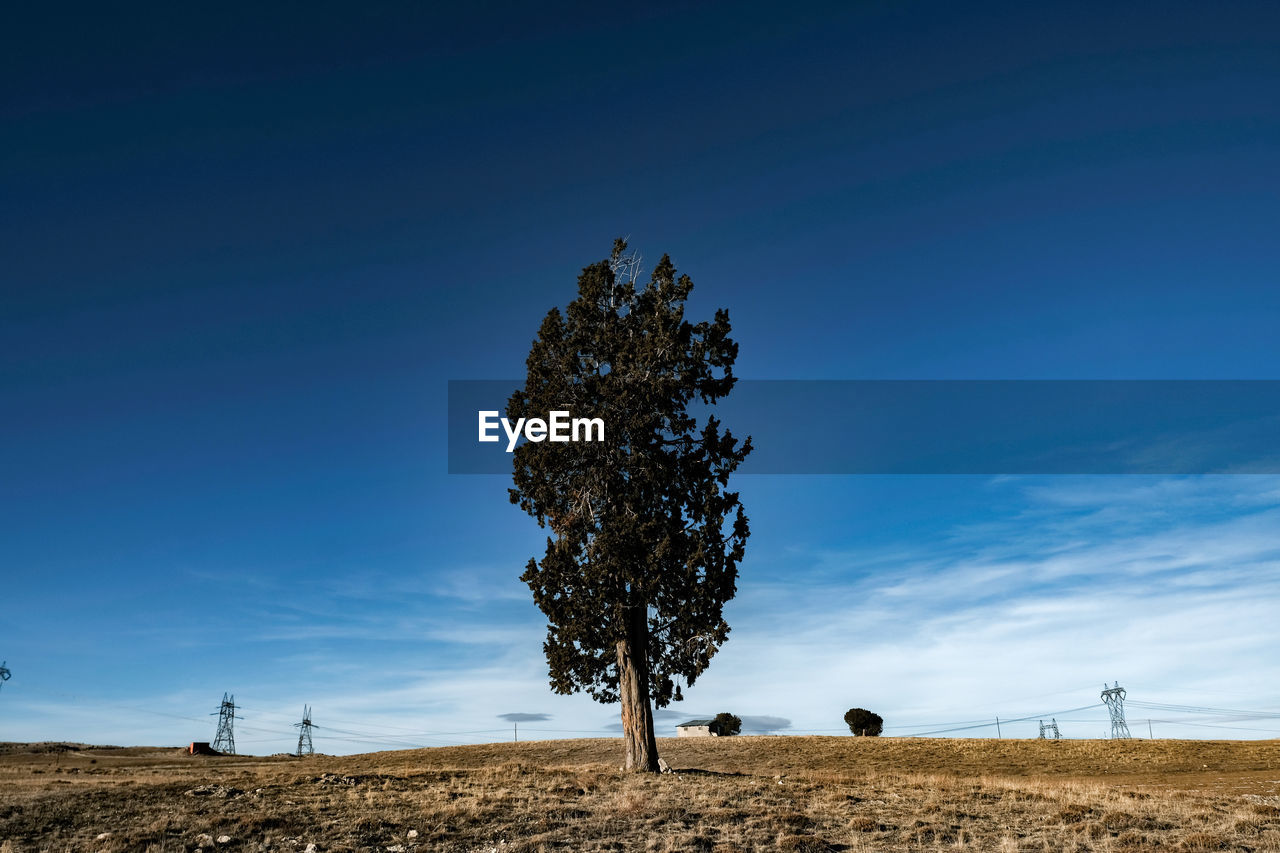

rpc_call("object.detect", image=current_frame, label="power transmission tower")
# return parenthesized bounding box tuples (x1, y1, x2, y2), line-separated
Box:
(211, 693, 240, 755)
(295, 705, 315, 756)
(1038, 718, 1061, 739)
(1101, 682, 1131, 739)
(0, 661, 10, 692)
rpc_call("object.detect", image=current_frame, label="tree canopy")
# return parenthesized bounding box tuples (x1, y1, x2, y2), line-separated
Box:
(713, 712, 743, 736)
(509, 239, 751, 771)
(844, 708, 884, 737)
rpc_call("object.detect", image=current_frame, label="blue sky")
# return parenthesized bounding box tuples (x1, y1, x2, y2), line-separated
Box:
(3, 1, 1280, 751)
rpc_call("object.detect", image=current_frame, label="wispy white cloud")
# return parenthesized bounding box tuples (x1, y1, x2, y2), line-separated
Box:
(14, 476, 1280, 751)
(679, 476, 1280, 738)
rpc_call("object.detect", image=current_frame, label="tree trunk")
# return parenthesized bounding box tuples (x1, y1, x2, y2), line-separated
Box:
(616, 606, 660, 772)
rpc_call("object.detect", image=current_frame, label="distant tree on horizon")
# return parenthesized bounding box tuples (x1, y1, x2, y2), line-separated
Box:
(510, 239, 752, 773)
(844, 708, 884, 737)
(713, 712, 743, 736)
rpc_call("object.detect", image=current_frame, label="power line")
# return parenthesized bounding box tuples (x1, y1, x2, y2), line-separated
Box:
(16, 681, 1280, 752)
(1128, 699, 1280, 718)
(235, 706, 520, 740)
(903, 704, 1103, 737)
(1137, 718, 1280, 735)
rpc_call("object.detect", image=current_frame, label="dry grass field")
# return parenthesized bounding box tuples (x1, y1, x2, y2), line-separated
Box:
(2, 737, 1279, 852)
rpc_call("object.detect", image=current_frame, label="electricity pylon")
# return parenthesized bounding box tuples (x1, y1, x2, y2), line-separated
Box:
(1101, 682, 1131, 739)
(0, 661, 10, 691)
(1038, 718, 1061, 739)
(211, 693, 240, 755)
(295, 705, 315, 756)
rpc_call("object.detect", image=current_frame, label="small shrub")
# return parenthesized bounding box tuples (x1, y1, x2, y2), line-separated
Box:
(843, 708, 884, 737)
(713, 713, 742, 736)
(848, 815, 879, 832)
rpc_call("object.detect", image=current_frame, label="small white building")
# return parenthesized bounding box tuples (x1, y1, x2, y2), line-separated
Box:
(675, 719, 720, 737)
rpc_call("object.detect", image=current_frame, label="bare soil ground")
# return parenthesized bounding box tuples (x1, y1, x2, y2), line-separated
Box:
(1, 737, 1278, 852)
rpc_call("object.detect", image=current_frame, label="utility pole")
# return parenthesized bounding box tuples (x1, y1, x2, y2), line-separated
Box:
(1101, 682, 1131, 739)
(295, 705, 315, 756)
(1148, 719, 1153, 739)
(211, 693, 240, 755)
(514, 722, 518, 743)
(995, 717, 1001, 738)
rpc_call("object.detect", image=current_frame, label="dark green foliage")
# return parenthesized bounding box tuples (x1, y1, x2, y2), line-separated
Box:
(509, 239, 751, 708)
(713, 712, 743, 736)
(844, 708, 884, 737)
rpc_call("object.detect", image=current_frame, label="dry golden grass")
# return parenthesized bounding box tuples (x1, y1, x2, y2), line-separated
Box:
(1, 737, 1278, 852)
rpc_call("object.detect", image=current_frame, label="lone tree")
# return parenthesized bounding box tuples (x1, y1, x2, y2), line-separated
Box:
(510, 239, 751, 772)
(844, 708, 884, 737)
(713, 712, 743, 736)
